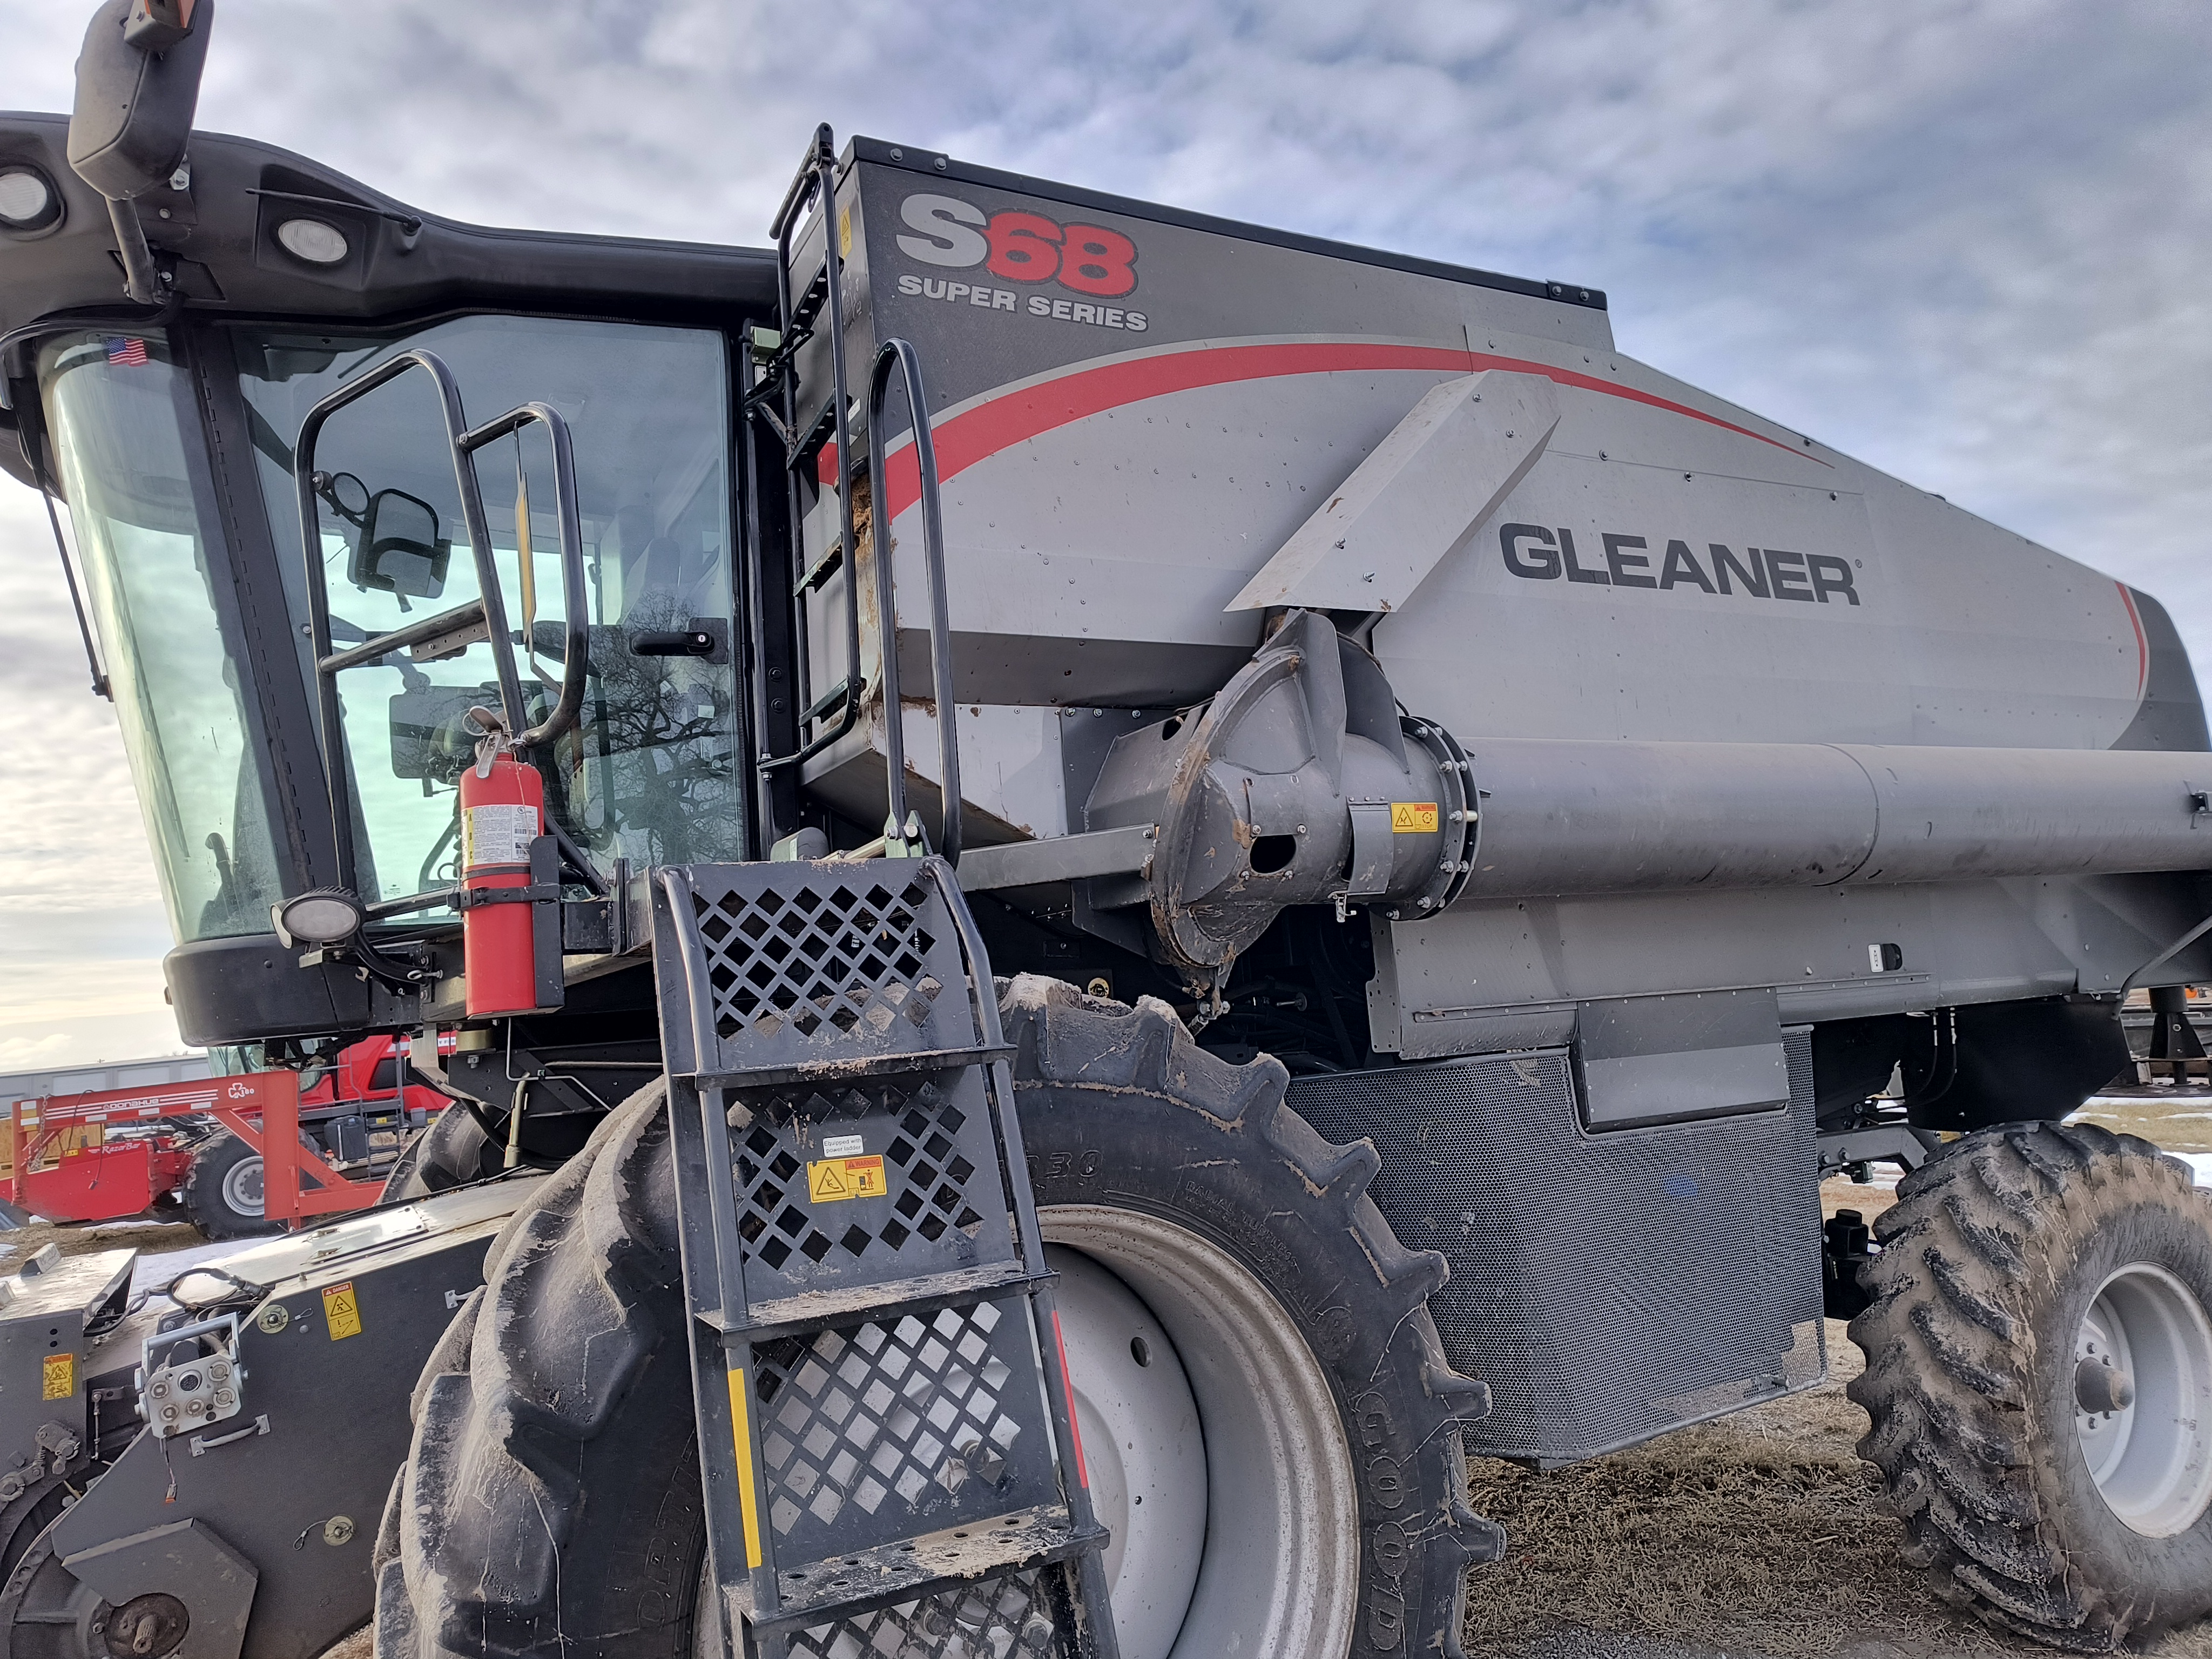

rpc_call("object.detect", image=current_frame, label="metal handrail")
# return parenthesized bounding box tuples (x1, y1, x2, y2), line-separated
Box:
(291, 348, 588, 893)
(865, 339, 962, 868)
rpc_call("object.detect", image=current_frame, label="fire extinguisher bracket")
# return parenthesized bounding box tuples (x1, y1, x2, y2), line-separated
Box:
(524, 835, 565, 1014)
(455, 883, 562, 909)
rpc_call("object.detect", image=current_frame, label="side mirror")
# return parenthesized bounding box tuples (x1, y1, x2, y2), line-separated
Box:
(352, 488, 450, 598)
(69, 0, 214, 302)
(69, 0, 213, 199)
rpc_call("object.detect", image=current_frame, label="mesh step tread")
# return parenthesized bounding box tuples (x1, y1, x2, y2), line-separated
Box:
(736, 1505, 1105, 1636)
(691, 1043, 1013, 1089)
(704, 1261, 1046, 1341)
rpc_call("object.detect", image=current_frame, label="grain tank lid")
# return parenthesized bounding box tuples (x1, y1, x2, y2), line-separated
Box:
(844, 134, 1607, 312)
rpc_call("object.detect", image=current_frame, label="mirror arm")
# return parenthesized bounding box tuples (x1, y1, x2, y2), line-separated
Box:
(105, 198, 161, 306)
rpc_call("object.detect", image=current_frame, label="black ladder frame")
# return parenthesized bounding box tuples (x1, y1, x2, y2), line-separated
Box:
(744, 124, 863, 781)
(653, 855, 1118, 1658)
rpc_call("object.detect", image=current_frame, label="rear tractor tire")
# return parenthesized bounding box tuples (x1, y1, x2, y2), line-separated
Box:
(1848, 1121, 2212, 1651)
(181, 1133, 282, 1240)
(375, 979, 1500, 1659)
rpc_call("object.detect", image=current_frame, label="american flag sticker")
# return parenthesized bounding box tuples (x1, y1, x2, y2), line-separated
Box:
(104, 336, 149, 367)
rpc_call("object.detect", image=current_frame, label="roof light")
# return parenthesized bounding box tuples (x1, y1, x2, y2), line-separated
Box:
(275, 217, 348, 265)
(0, 167, 60, 233)
(273, 889, 365, 947)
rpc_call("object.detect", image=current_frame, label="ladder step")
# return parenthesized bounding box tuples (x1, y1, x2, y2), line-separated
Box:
(786, 263, 831, 335)
(704, 1260, 1044, 1343)
(794, 537, 844, 597)
(740, 1505, 1107, 1637)
(786, 397, 841, 471)
(801, 677, 854, 724)
(684, 1042, 1013, 1090)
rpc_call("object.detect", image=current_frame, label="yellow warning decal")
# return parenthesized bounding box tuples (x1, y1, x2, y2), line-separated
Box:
(1391, 801, 1439, 834)
(322, 1280, 363, 1341)
(807, 1156, 887, 1203)
(41, 1354, 72, 1401)
(726, 1369, 764, 1568)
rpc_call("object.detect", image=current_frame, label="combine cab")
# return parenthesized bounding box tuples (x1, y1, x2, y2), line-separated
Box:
(1, 4, 2209, 1656)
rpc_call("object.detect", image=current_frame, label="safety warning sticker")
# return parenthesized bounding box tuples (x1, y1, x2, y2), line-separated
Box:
(322, 1280, 363, 1340)
(463, 804, 538, 870)
(41, 1354, 72, 1401)
(807, 1156, 887, 1203)
(1391, 801, 1439, 834)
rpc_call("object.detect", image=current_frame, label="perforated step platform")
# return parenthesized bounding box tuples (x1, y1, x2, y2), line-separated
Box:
(652, 857, 1117, 1659)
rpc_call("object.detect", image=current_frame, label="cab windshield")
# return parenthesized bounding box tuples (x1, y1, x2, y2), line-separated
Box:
(39, 333, 285, 942)
(234, 315, 743, 908)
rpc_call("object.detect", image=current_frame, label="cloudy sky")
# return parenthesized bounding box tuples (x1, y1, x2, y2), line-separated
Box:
(3, 0, 2211, 1069)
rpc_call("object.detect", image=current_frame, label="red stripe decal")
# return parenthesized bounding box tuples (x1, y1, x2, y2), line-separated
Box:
(869, 340, 1819, 522)
(1051, 1309, 1088, 1488)
(2118, 581, 2149, 699)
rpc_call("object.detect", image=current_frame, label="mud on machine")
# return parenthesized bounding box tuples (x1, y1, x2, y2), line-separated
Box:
(2, 2, 2211, 1654)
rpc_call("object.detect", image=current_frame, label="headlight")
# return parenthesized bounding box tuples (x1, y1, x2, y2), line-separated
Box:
(0, 166, 62, 234)
(273, 889, 365, 946)
(275, 217, 349, 265)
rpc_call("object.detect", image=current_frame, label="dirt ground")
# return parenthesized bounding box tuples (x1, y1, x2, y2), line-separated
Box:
(1459, 1316, 2210, 1659)
(2075, 1089, 2212, 1154)
(3, 1214, 208, 1262)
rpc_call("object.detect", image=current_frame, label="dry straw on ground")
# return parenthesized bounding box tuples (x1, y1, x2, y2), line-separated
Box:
(1463, 1279, 2212, 1658)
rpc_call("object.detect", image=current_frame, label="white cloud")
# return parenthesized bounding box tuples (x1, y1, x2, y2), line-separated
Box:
(3, 0, 2212, 1060)
(0, 1033, 72, 1070)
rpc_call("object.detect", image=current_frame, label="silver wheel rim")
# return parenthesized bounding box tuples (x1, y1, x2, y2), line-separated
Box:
(221, 1154, 265, 1218)
(2074, 1261, 2212, 1536)
(1042, 1205, 1360, 1659)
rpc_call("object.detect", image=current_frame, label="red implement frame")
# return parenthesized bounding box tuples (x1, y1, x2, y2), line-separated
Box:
(6, 1069, 381, 1226)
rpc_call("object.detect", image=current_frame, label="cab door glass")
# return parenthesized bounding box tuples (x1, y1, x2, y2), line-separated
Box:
(235, 316, 741, 906)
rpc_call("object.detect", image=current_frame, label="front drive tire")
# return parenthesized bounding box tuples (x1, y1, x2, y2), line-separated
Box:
(374, 980, 1500, 1659)
(1849, 1120, 2212, 1651)
(1011, 978, 1501, 1659)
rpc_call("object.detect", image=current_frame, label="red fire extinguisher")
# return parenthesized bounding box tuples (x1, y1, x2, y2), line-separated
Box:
(460, 707, 549, 1019)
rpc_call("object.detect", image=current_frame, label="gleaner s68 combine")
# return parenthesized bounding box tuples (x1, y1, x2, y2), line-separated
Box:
(3, 4, 2210, 1656)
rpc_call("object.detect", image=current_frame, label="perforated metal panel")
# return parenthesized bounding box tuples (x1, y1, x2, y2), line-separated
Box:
(784, 1568, 1071, 1659)
(662, 864, 981, 1077)
(752, 1298, 1058, 1559)
(726, 1072, 1015, 1303)
(1290, 1030, 1824, 1467)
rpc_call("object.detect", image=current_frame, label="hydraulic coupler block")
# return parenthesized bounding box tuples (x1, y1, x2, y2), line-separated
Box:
(1084, 609, 1477, 989)
(135, 1312, 247, 1440)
